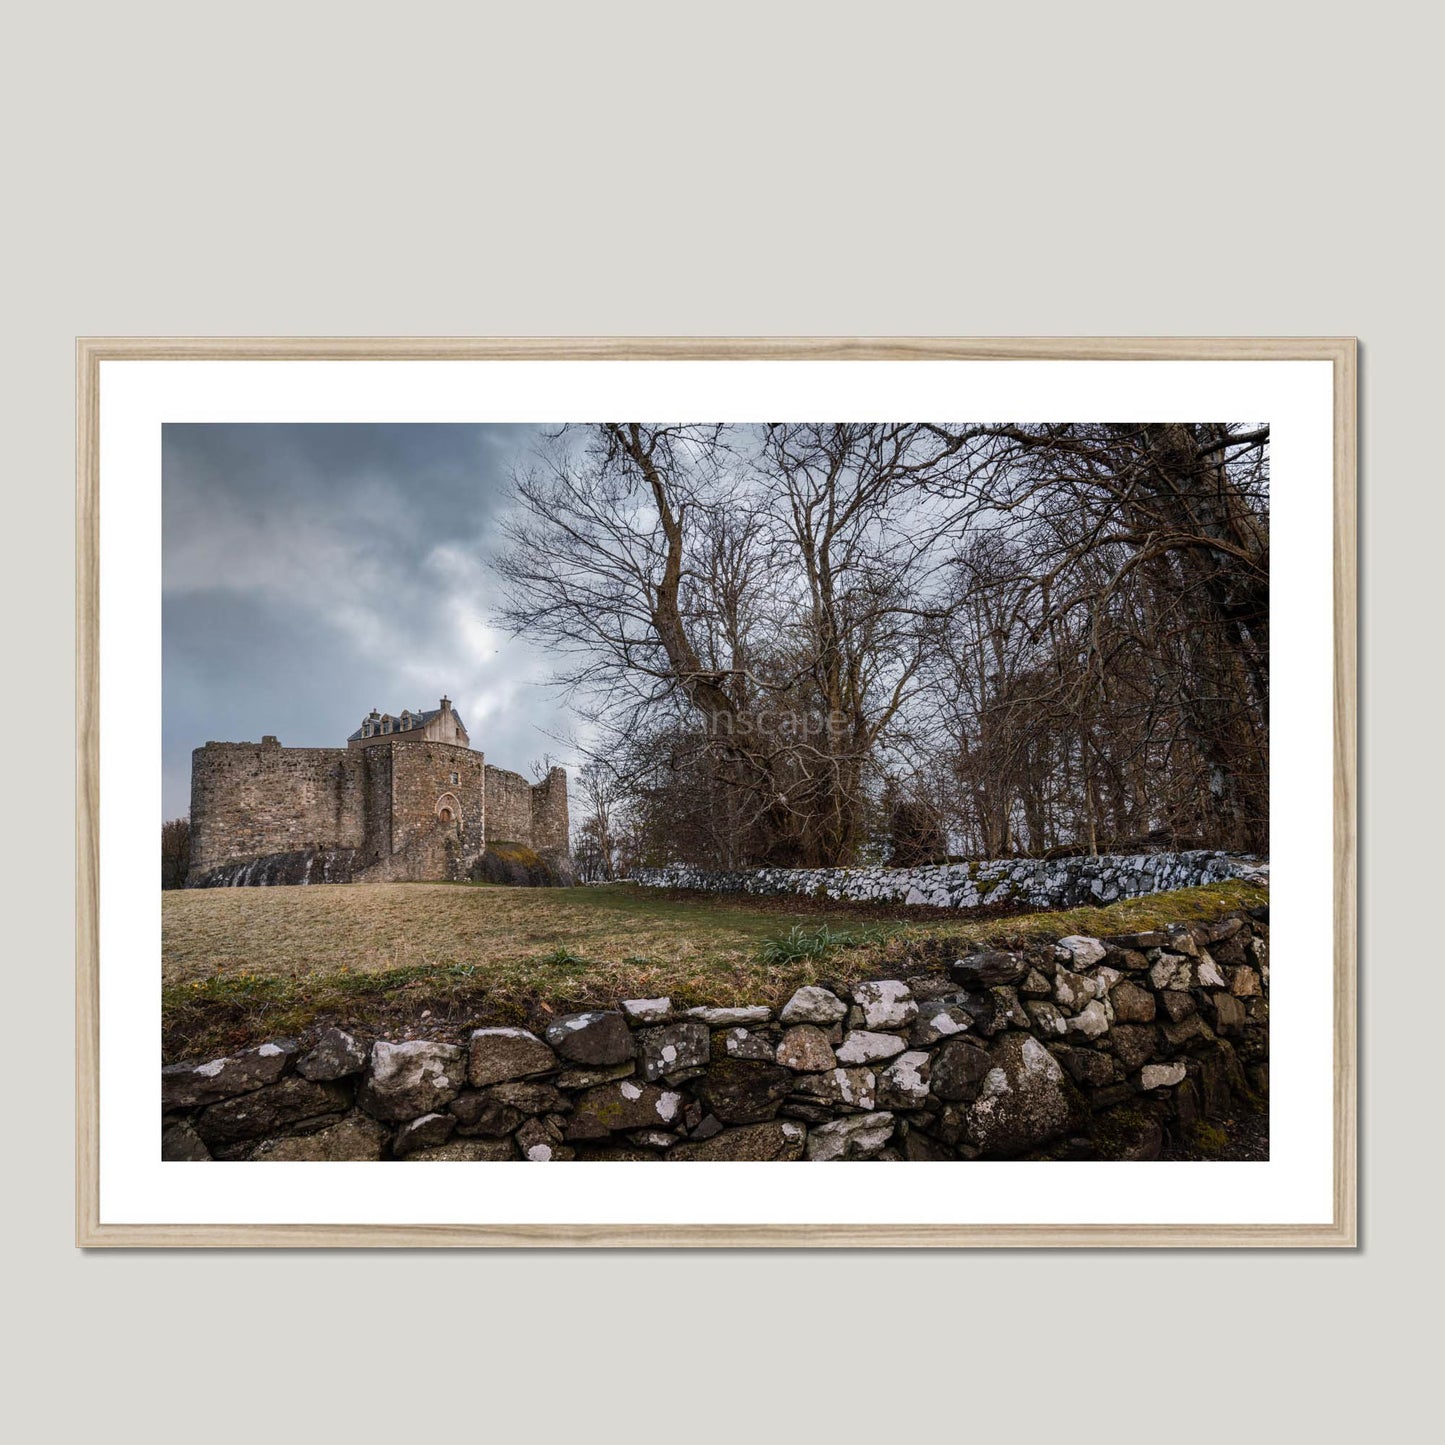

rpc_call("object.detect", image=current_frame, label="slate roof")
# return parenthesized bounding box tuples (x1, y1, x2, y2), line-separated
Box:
(347, 706, 467, 742)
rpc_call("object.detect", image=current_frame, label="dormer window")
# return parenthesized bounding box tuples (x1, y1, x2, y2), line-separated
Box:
(354, 698, 465, 747)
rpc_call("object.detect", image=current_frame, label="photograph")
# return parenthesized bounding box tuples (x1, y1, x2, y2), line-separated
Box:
(158, 417, 1274, 1167)
(12, 1, 1427, 1433)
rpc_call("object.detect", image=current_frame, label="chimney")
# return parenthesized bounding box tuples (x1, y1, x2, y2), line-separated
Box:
(440, 695, 452, 713)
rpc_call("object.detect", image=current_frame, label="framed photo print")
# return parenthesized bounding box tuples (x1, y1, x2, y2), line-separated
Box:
(77, 337, 1356, 1246)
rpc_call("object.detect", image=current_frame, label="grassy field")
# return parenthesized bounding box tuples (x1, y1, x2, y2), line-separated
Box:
(161, 878, 1267, 1061)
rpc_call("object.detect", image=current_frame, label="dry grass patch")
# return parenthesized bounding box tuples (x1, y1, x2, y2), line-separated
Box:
(161, 878, 1266, 1061)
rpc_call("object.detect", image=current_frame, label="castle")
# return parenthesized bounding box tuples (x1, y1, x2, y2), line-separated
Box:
(186, 696, 569, 886)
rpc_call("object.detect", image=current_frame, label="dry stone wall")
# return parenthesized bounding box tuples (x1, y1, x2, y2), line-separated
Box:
(161, 905, 1269, 1163)
(630, 850, 1267, 911)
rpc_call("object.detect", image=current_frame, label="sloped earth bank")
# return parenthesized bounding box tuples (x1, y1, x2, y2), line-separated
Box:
(162, 903, 1269, 1162)
(161, 878, 1267, 1062)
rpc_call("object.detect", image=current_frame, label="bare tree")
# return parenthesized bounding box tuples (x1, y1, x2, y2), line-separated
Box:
(570, 759, 628, 880)
(493, 421, 1269, 866)
(161, 817, 191, 890)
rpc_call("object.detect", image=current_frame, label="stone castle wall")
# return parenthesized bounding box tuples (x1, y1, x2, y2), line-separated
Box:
(189, 736, 568, 886)
(188, 740, 367, 879)
(528, 765, 570, 857)
(484, 765, 532, 843)
(390, 743, 484, 856)
(161, 904, 1269, 1162)
(484, 764, 569, 857)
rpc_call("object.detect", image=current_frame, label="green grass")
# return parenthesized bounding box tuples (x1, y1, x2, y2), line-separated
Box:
(757, 923, 891, 966)
(160, 877, 1266, 1062)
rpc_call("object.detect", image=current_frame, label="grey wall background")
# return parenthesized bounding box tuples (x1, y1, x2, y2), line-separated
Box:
(5, 0, 1432, 1439)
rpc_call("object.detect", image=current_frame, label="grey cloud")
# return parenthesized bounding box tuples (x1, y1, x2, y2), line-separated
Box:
(162, 424, 581, 819)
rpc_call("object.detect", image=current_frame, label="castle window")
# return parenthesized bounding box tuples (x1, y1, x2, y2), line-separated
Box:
(450, 772, 459, 785)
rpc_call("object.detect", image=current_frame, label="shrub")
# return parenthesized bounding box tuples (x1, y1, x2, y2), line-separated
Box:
(471, 841, 564, 887)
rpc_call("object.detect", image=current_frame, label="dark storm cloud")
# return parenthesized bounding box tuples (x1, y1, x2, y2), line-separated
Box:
(162, 424, 580, 818)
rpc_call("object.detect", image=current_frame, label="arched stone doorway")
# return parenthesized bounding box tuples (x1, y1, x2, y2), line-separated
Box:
(435, 792, 461, 827)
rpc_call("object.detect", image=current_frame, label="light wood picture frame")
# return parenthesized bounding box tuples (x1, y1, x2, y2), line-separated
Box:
(76, 336, 1357, 1248)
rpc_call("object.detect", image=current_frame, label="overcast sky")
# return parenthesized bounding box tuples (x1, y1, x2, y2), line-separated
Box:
(162, 424, 581, 819)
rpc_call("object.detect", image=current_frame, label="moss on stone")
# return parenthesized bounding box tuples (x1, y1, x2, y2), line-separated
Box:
(1186, 1120, 1231, 1156)
(1089, 1105, 1165, 1161)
